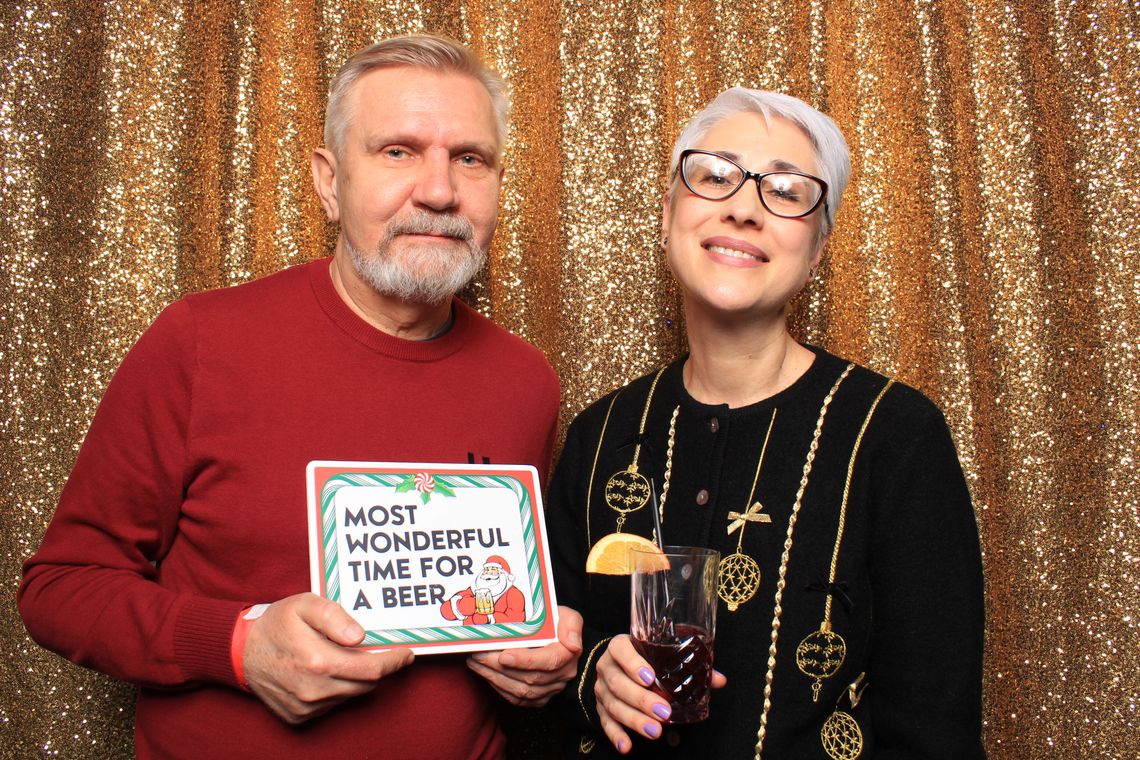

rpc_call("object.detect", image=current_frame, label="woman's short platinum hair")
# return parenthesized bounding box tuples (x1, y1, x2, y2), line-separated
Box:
(324, 34, 510, 158)
(669, 88, 851, 236)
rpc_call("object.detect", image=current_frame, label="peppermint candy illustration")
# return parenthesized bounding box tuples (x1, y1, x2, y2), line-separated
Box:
(414, 472, 436, 493)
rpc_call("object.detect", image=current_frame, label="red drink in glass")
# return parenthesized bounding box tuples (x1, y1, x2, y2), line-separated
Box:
(631, 622, 715, 723)
(630, 546, 720, 725)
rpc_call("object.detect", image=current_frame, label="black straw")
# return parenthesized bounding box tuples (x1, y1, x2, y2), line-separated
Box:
(648, 476, 666, 550)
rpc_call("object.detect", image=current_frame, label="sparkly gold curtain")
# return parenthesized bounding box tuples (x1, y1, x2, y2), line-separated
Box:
(2, 0, 1137, 757)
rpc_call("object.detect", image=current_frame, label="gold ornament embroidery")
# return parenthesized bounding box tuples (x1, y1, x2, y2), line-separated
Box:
(795, 625, 847, 702)
(717, 409, 777, 611)
(820, 711, 862, 760)
(796, 379, 894, 703)
(602, 468, 650, 528)
(599, 367, 666, 533)
(821, 673, 868, 760)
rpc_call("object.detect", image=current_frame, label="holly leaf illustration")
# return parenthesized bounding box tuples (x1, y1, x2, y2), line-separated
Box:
(420, 490, 432, 504)
(434, 481, 457, 498)
(395, 476, 416, 493)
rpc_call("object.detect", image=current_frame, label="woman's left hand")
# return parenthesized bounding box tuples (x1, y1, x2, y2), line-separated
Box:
(594, 634, 727, 754)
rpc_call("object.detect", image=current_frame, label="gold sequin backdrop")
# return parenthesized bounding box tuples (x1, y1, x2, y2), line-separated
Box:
(1, 0, 1136, 757)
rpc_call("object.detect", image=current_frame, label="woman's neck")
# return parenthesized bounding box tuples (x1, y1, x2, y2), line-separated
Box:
(682, 306, 814, 408)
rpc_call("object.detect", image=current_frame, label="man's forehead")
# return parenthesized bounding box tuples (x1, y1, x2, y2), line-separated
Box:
(349, 67, 497, 135)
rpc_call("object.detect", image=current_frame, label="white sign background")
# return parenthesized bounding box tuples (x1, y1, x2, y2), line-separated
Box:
(331, 483, 531, 631)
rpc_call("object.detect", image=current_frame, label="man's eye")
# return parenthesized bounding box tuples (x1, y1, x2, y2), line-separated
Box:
(457, 154, 485, 167)
(384, 148, 408, 159)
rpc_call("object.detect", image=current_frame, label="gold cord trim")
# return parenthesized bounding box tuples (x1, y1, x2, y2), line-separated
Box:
(797, 377, 896, 706)
(577, 635, 614, 727)
(657, 405, 681, 525)
(823, 379, 895, 624)
(628, 367, 667, 473)
(585, 390, 622, 549)
(754, 363, 854, 758)
(728, 409, 779, 540)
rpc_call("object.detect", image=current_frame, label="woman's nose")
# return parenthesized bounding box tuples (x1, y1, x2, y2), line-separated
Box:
(721, 180, 766, 226)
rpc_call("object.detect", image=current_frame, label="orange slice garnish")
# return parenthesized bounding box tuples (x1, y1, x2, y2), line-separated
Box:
(585, 533, 669, 575)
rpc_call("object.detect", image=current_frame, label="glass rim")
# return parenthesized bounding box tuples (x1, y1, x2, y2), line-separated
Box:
(629, 544, 721, 557)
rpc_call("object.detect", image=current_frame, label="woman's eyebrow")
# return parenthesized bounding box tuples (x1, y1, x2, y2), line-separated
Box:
(711, 151, 806, 172)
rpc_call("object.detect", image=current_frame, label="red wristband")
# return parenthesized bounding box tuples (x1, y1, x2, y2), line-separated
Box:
(230, 604, 269, 691)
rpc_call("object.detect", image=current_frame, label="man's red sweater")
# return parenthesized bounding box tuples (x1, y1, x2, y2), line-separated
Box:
(19, 258, 559, 759)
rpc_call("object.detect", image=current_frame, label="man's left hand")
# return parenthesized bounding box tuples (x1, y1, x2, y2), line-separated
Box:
(466, 605, 583, 707)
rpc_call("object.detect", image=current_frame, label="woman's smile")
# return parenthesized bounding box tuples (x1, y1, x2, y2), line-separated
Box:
(703, 236, 770, 266)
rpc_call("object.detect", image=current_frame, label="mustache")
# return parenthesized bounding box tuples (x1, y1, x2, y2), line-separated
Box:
(385, 211, 474, 242)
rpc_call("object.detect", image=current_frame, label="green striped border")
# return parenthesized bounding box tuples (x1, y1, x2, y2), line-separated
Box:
(319, 472, 549, 645)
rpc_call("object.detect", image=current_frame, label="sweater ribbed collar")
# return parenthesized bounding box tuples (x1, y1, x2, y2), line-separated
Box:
(666, 344, 842, 416)
(309, 257, 472, 362)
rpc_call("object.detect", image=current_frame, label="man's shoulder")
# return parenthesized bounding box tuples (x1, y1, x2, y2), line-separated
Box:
(457, 300, 556, 374)
(180, 258, 321, 317)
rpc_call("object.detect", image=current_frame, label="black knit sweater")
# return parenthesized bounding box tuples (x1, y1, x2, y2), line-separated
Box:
(547, 347, 985, 759)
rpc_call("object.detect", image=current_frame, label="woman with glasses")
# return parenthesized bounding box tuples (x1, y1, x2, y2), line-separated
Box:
(547, 88, 985, 758)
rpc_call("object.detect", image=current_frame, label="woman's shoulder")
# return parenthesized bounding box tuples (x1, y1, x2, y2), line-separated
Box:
(565, 359, 682, 435)
(809, 346, 949, 433)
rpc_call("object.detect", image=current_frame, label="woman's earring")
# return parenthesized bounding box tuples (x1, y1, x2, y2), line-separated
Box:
(808, 266, 818, 281)
(661, 236, 669, 249)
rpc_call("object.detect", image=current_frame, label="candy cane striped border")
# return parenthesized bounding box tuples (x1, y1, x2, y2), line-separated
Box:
(318, 472, 549, 645)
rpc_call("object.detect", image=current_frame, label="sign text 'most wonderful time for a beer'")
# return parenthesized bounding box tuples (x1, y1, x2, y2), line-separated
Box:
(307, 462, 560, 654)
(341, 502, 512, 609)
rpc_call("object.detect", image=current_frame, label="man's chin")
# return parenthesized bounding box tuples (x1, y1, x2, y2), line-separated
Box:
(349, 238, 485, 304)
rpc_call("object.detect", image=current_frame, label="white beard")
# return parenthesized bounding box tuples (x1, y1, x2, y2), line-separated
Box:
(346, 209, 486, 305)
(474, 573, 510, 599)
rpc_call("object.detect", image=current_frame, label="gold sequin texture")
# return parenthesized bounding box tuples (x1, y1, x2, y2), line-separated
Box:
(1, 1, 1137, 758)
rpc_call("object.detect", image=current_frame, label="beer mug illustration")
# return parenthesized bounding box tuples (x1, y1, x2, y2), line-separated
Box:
(474, 587, 494, 615)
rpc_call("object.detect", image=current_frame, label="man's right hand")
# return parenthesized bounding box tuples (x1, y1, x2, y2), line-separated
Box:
(242, 592, 414, 724)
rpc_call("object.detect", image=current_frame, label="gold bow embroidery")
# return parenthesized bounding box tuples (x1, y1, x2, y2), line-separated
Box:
(726, 500, 771, 534)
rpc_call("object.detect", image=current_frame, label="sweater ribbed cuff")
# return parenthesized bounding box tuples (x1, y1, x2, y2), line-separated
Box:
(173, 596, 250, 687)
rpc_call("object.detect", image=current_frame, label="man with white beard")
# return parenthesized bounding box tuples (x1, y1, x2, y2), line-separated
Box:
(442, 556, 526, 626)
(20, 34, 581, 760)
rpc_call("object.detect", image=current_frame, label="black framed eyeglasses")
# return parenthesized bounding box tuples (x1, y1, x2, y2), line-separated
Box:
(679, 149, 829, 219)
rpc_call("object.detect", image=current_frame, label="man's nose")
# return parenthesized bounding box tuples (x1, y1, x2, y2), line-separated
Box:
(412, 151, 459, 211)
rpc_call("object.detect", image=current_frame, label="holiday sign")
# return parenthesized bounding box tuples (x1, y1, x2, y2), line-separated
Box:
(306, 461, 559, 654)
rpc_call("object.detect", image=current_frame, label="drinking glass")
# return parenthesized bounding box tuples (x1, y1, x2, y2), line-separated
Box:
(629, 546, 720, 723)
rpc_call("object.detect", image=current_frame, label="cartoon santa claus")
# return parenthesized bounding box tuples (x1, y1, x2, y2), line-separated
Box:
(440, 555, 526, 626)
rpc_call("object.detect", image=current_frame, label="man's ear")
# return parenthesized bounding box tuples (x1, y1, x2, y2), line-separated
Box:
(311, 148, 340, 222)
(661, 193, 673, 247)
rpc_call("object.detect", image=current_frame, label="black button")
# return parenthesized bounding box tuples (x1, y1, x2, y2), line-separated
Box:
(709, 417, 720, 433)
(665, 728, 681, 747)
(696, 489, 709, 505)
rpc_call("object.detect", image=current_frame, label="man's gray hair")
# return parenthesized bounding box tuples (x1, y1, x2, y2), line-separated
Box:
(669, 88, 851, 236)
(324, 34, 510, 157)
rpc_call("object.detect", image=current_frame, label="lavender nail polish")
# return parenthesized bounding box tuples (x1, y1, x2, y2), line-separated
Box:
(638, 667, 654, 686)
(652, 703, 671, 721)
(644, 722, 661, 738)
